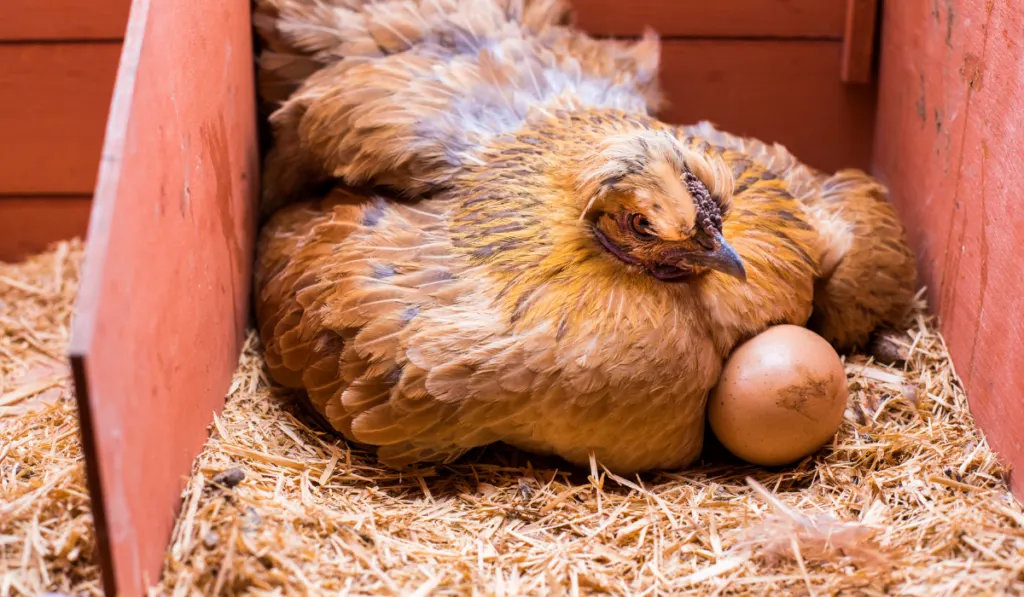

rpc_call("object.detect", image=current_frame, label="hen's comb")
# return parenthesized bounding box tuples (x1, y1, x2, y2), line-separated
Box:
(682, 169, 723, 237)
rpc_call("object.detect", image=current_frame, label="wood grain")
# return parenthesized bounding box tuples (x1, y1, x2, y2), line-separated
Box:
(0, 197, 91, 262)
(840, 0, 880, 83)
(873, 0, 1024, 499)
(0, 43, 121, 195)
(68, 0, 259, 594)
(569, 0, 847, 39)
(0, 0, 130, 40)
(658, 39, 877, 173)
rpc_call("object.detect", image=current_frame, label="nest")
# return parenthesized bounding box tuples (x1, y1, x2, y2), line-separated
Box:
(2, 242, 1023, 596)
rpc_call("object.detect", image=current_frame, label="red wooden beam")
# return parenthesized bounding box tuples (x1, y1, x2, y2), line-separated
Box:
(840, 0, 879, 84)
(68, 0, 259, 594)
(0, 197, 92, 262)
(874, 0, 1024, 499)
(0, 43, 121, 195)
(657, 39, 877, 173)
(0, 0, 130, 41)
(570, 0, 847, 39)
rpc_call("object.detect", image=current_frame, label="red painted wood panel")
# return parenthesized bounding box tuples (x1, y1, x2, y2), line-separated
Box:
(570, 0, 847, 38)
(873, 0, 1024, 498)
(840, 0, 879, 84)
(68, 0, 259, 594)
(0, 0, 130, 40)
(0, 197, 92, 262)
(0, 43, 121, 194)
(659, 40, 877, 173)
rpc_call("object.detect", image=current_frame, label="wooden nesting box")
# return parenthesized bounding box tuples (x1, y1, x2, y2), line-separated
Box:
(59, 0, 1022, 595)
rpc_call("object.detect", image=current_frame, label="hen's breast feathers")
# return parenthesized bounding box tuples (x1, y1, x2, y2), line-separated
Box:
(682, 121, 918, 350)
(682, 140, 822, 350)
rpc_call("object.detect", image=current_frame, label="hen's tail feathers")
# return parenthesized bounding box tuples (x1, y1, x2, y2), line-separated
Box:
(253, 0, 663, 220)
(684, 121, 918, 351)
(253, 0, 572, 109)
(804, 171, 918, 351)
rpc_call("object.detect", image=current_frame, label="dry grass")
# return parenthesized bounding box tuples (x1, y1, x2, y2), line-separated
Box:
(0, 240, 101, 597)
(155, 306, 1024, 594)
(2, 242, 1023, 596)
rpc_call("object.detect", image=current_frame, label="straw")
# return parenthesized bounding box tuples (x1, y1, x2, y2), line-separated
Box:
(3, 241, 1022, 596)
(0, 239, 102, 597)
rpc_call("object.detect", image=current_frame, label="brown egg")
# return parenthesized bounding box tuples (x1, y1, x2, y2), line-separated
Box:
(708, 324, 848, 466)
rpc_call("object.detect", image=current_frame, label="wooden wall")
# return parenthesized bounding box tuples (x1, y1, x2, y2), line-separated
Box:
(0, 0, 128, 261)
(873, 1, 1024, 498)
(0, 0, 878, 264)
(573, 0, 880, 175)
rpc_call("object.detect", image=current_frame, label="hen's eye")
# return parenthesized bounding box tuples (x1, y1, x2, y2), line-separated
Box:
(629, 214, 656, 240)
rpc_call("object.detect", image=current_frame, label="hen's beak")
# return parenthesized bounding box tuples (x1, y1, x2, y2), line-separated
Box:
(685, 233, 747, 281)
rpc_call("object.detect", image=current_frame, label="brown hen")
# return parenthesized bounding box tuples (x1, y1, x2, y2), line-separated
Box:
(252, 0, 917, 474)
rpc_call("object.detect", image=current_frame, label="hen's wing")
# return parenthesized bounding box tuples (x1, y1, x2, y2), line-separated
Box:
(255, 187, 563, 468)
(682, 121, 918, 351)
(256, 184, 710, 472)
(256, 187, 472, 464)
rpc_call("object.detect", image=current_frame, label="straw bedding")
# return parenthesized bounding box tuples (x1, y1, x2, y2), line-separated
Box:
(2, 241, 1022, 596)
(0, 240, 101, 597)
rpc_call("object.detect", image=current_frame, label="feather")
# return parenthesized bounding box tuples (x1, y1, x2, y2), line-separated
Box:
(376, 442, 467, 468)
(424, 362, 476, 403)
(350, 404, 447, 445)
(352, 309, 417, 360)
(302, 334, 345, 387)
(497, 362, 536, 393)
(340, 377, 393, 412)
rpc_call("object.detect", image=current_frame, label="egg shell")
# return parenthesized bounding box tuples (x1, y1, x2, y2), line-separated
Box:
(707, 324, 848, 467)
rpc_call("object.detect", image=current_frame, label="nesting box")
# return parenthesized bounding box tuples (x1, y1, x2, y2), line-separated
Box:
(4, 0, 1011, 595)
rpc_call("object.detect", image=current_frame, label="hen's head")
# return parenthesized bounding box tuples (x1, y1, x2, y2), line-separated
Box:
(576, 130, 746, 282)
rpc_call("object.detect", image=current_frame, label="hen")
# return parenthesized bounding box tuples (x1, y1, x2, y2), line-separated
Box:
(251, 0, 917, 474)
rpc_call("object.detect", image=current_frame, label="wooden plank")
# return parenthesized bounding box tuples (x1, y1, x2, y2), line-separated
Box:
(570, 0, 847, 39)
(658, 39, 877, 173)
(840, 0, 880, 83)
(0, 0, 130, 40)
(68, 0, 259, 593)
(0, 43, 121, 195)
(873, 0, 1024, 499)
(0, 197, 92, 262)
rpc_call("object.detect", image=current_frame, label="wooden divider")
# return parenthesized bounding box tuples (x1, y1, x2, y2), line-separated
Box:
(658, 39, 876, 173)
(873, 0, 1024, 499)
(570, 0, 878, 174)
(69, 0, 259, 594)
